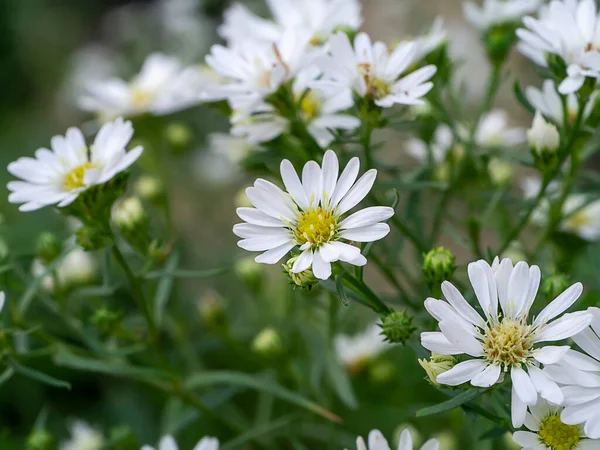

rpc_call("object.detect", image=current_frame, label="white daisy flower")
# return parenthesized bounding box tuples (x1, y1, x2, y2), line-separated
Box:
(464, 0, 542, 31)
(7, 118, 143, 212)
(79, 53, 206, 118)
(475, 109, 526, 148)
(512, 397, 599, 449)
(334, 323, 390, 372)
(353, 429, 439, 450)
(525, 80, 595, 126)
(60, 421, 103, 450)
(545, 307, 600, 439)
(142, 435, 219, 450)
(218, 0, 361, 48)
(204, 29, 311, 103)
(517, 0, 600, 94)
(406, 125, 456, 165)
(233, 150, 394, 280)
(315, 32, 437, 108)
(420, 257, 592, 428)
(8, 119, 141, 211)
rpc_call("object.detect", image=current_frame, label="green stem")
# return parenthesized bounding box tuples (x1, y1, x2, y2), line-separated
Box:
(341, 267, 391, 315)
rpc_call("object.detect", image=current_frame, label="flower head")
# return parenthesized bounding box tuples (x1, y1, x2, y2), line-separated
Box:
(476, 109, 526, 148)
(512, 397, 598, 449)
(464, 0, 542, 30)
(8, 118, 143, 212)
(517, 0, 600, 94)
(334, 324, 390, 373)
(33, 247, 97, 293)
(234, 150, 394, 280)
(525, 80, 596, 126)
(315, 32, 437, 108)
(353, 429, 439, 450)
(60, 421, 103, 450)
(79, 53, 206, 118)
(420, 257, 592, 428)
(142, 435, 219, 450)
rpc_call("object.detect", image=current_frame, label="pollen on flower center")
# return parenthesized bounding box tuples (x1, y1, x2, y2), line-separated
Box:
(63, 162, 96, 191)
(298, 92, 322, 123)
(357, 63, 391, 98)
(130, 87, 153, 109)
(294, 207, 338, 246)
(564, 210, 590, 229)
(538, 415, 580, 450)
(482, 318, 534, 369)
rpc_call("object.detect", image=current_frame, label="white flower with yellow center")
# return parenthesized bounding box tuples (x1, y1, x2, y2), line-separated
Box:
(79, 53, 206, 118)
(512, 397, 598, 449)
(334, 323, 391, 373)
(60, 421, 103, 450)
(219, 0, 361, 48)
(464, 0, 542, 31)
(233, 150, 394, 280)
(525, 80, 596, 126)
(315, 32, 437, 107)
(475, 109, 526, 148)
(142, 435, 219, 450)
(421, 257, 592, 428)
(352, 429, 439, 450)
(518, 0, 600, 94)
(544, 307, 600, 439)
(7, 118, 143, 212)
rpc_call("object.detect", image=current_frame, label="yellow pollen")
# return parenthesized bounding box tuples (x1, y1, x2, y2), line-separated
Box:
(130, 87, 153, 109)
(482, 318, 534, 369)
(298, 92, 322, 123)
(63, 162, 96, 191)
(564, 210, 590, 230)
(295, 207, 338, 246)
(357, 63, 391, 99)
(538, 415, 580, 450)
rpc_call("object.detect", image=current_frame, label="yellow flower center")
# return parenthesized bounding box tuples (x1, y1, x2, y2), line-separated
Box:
(299, 92, 322, 123)
(538, 415, 580, 450)
(130, 87, 153, 110)
(482, 318, 534, 369)
(295, 207, 338, 246)
(63, 162, 96, 191)
(564, 210, 590, 230)
(357, 63, 391, 99)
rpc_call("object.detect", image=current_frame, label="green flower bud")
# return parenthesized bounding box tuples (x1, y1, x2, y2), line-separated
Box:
(234, 257, 263, 290)
(528, 111, 560, 173)
(197, 291, 227, 330)
(92, 308, 121, 337)
(422, 247, 456, 287)
(283, 256, 318, 290)
(380, 311, 415, 344)
(164, 123, 193, 150)
(134, 175, 163, 202)
(488, 158, 513, 186)
(418, 353, 455, 386)
(76, 225, 110, 251)
(252, 327, 283, 357)
(26, 430, 55, 450)
(112, 197, 145, 231)
(368, 360, 397, 384)
(482, 23, 518, 66)
(542, 273, 570, 300)
(36, 232, 61, 265)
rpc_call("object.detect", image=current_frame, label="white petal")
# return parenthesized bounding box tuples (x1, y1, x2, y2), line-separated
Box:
(533, 283, 583, 327)
(439, 321, 484, 357)
(534, 311, 592, 343)
(512, 431, 542, 448)
(511, 366, 538, 406)
(528, 365, 563, 405)
(441, 281, 485, 327)
(312, 251, 332, 280)
(319, 243, 339, 263)
(236, 207, 285, 227)
(321, 150, 339, 207)
(471, 364, 501, 388)
(292, 249, 313, 273)
(339, 206, 394, 229)
(532, 346, 570, 365)
(468, 262, 492, 320)
(336, 169, 377, 214)
(341, 223, 390, 242)
(511, 384, 527, 428)
(255, 241, 295, 264)
(280, 159, 309, 210)
(330, 157, 360, 208)
(302, 161, 322, 207)
(436, 359, 488, 386)
(507, 261, 530, 319)
(397, 429, 412, 450)
(420, 332, 462, 355)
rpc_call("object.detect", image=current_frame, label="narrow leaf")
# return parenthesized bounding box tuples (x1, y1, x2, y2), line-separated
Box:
(10, 360, 70, 390)
(153, 248, 180, 327)
(144, 267, 228, 279)
(325, 357, 358, 409)
(416, 389, 484, 417)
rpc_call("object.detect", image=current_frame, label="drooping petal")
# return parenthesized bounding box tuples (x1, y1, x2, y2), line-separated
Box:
(436, 359, 488, 386)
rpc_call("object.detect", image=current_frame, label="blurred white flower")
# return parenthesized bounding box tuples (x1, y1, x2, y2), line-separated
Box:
(475, 109, 526, 147)
(335, 324, 390, 372)
(142, 435, 219, 450)
(8, 118, 143, 212)
(353, 429, 439, 450)
(527, 111, 560, 153)
(33, 248, 97, 293)
(316, 32, 437, 107)
(112, 197, 145, 230)
(545, 307, 600, 439)
(512, 396, 598, 448)
(218, 0, 361, 47)
(525, 80, 595, 126)
(421, 256, 591, 428)
(413, 17, 448, 61)
(464, 0, 542, 31)
(518, 0, 600, 94)
(229, 100, 289, 144)
(60, 421, 103, 450)
(79, 53, 207, 118)
(406, 125, 456, 165)
(209, 133, 258, 165)
(233, 150, 394, 280)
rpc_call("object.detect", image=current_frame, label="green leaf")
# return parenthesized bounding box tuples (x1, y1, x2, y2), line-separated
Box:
(185, 371, 342, 423)
(514, 82, 535, 116)
(144, 267, 229, 280)
(153, 248, 180, 327)
(10, 360, 70, 390)
(221, 414, 298, 450)
(416, 388, 485, 417)
(325, 357, 358, 409)
(0, 367, 15, 387)
(53, 348, 172, 381)
(335, 275, 349, 306)
(376, 181, 448, 191)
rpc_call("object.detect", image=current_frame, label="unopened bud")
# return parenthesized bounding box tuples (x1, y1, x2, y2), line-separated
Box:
(252, 327, 283, 357)
(234, 257, 263, 290)
(26, 430, 55, 450)
(283, 256, 318, 290)
(542, 273, 570, 300)
(380, 311, 415, 344)
(483, 23, 517, 66)
(528, 111, 560, 172)
(197, 291, 227, 329)
(165, 123, 193, 150)
(36, 232, 61, 264)
(418, 353, 455, 386)
(422, 247, 455, 287)
(134, 175, 163, 202)
(488, 158, 513, 186)
(76, 225, 109, 251)
(112, 197, 145, 231)
(368, 360, 397, 384)
(92, 308, 121, 337)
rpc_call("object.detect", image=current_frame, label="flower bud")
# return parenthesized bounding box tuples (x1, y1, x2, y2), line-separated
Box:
(380, 311, 415, 345)
(92, 308, 121, 337)
(422, 247, 456, 287)
(488, 158, 513, 186)
(36, 232, 61, 265)
(368, 360, 397, 384)
(528, 111, 560, 172)
(197, 290, 227, 330)
(393, 425, 422, 449)
(234, 257, 263, 290)
(252, 327, 284, 357)
(432, 431, 456, 450)
(164, 122, 193, 151)
(26, 430, 55, 450)
(283, 256, 318, 290)
(483, 23, 518, 66)
(112, 197, 145, 231)
(542, 273, 570, 300)
(418, 353, 455, 386)
(76, 225, 110, 251)
(134, 175, 164, 202)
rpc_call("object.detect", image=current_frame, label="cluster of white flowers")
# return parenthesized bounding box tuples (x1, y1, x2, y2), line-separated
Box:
(353, 428, 439, 450)
(142, 435, 219, 450)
